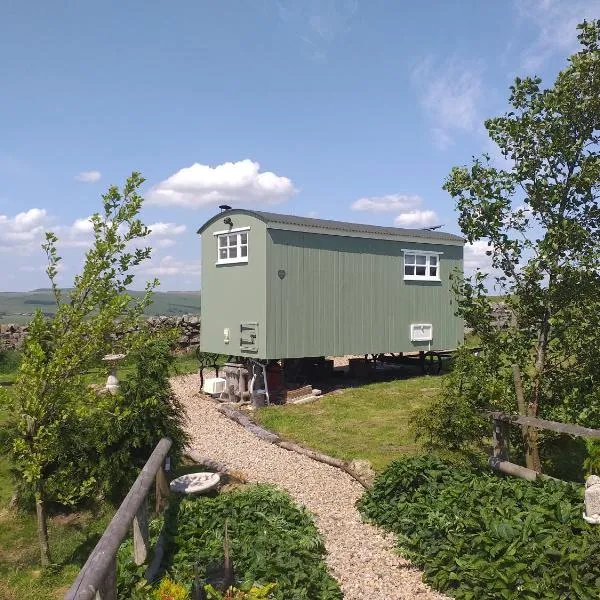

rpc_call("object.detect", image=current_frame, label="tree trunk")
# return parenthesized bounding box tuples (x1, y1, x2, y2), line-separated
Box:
(528, 309, 552, 474)
(35, 484, 51, 566)
(513, 365, 542, 472)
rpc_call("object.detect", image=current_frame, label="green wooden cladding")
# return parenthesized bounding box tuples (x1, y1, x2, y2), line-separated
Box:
(199, 210, 464, 359)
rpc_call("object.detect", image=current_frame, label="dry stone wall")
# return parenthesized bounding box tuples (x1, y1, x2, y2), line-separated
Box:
(0, 314, 201, 352)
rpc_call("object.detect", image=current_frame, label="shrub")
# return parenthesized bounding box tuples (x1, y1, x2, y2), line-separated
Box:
(412, 347, 510, 450)
(358, 456, 600, 599)
(50, 331, 189, 504)
(162, 486, 341, 600)
(0, 349, 21, 374)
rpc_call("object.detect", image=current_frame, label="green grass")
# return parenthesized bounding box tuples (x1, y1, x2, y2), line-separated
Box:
(256, 376, 444, 472)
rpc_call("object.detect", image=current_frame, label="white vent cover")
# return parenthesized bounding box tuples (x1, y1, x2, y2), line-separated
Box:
(203, 377, 226, 395)
(411, 323, 433, 342)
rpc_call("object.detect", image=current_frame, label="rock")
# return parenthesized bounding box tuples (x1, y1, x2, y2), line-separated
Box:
(584, 475, 600, 523)
(348, 459, 377, 487)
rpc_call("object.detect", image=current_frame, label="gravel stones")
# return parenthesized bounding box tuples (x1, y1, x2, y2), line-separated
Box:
(172, 374, 446, 600)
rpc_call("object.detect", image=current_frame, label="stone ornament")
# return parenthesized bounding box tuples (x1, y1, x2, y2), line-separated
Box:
(584, 475, 600, 525)
(169, 472, 220, 494)
(102, 353, 126, 394)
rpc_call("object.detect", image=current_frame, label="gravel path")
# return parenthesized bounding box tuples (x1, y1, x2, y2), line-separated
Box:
(173, 374, 446, 600)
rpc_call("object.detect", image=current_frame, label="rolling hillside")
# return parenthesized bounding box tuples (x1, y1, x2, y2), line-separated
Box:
(0, 290, 201, 324)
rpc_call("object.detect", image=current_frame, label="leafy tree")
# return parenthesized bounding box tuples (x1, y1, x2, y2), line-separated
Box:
(0, 173, 158, 565)
(420, 21, 600, 469)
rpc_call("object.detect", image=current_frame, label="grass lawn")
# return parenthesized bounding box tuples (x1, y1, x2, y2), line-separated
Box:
(256, 375, 444, 472)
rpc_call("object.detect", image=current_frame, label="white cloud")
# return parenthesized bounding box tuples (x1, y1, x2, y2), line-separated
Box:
(74, 170, 101, 183)
(71, 217, 95, 234)
(156, 238, 176, 249)
(147, 159, 297, 209)
(148, 222, 186, 236)
(140, 255, 201, 277)
(464, 240, 494, 273)
(515, 0, 600, 70)
(265, 0, 358, 60)
(394, 210, 438, 228)
(412, 57, 483, 149)
(351, 194, 423, 213)
(0, 208, 49, 253)
(351, 193, 438, 229)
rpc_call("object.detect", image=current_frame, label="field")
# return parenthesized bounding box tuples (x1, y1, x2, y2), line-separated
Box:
(256, 374, 451, 472)
(0, 290, 201, 324)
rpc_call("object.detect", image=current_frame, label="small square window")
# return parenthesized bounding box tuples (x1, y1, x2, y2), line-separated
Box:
(216, 229, 250, 264)
(403, 252, 441, 281)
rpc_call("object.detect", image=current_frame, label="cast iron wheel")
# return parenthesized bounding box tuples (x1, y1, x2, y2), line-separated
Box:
(423, 351, 443, 375)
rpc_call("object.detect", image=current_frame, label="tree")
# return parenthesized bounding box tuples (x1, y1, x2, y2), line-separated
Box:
(425, 21, 600, 469)
(0, 173, 158, 565)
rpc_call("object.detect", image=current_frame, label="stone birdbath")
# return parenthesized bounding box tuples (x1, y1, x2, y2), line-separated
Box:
(169, 472, 221, 495)
(102, 353, 126, 394)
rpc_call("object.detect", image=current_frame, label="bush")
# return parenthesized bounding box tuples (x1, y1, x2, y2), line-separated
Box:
(413, 347, 511, 450)
(161, 486, 341, 600)
(62, 331, 189, 503)
(358, 456, 600, 599)
(0, 349, 21, 374)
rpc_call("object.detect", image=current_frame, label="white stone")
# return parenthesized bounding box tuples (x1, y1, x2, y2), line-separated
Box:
(584, 475, 600, 524)
(169, 472, 220, 494)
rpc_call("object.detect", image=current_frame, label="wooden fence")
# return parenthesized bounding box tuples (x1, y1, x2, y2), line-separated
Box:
(487, 412, 600, 481)
(65, 437, 172, 600)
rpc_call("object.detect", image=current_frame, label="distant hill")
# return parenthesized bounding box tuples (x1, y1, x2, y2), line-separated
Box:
(0, 290, 201, 324)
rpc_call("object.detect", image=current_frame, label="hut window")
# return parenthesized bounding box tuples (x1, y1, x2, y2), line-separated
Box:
(215, 228, 249, 264)
(403, 251, 441, 281)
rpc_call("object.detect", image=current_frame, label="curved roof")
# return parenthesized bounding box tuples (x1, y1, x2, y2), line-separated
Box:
(197, 209, 464, 244)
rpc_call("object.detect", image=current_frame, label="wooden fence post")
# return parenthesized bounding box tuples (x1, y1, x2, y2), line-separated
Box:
(492, 418, 509, 461)
(133, 500, 149, 566)
(94, 557, 116, 600)
(155, 462, 170, 514)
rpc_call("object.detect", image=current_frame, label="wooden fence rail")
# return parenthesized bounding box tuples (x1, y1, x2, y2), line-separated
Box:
(65, 437, 172, 600)
(485, 411, 600, 481)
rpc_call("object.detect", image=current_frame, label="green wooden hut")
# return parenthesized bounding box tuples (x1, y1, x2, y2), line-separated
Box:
(197, 208, 464, 360)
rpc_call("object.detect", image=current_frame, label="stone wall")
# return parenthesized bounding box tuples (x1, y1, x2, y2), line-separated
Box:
(0, 314, 201, 352)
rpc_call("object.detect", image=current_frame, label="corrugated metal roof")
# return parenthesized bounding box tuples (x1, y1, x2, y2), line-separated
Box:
(197, 209, 464, 243)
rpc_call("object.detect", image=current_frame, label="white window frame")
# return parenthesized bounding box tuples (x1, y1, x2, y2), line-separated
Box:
(215, 227, 249, 265)
(402, 249, 442, 281)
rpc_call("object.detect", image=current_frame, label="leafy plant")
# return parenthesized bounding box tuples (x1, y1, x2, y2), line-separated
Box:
(159, 486, 341, 600)
(584, 440, 600, 477)
(359, 456, 600, 599)
(413, 347, 500, 450)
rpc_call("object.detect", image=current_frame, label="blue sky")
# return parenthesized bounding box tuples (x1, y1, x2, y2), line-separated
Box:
(1, 0, 598, 291)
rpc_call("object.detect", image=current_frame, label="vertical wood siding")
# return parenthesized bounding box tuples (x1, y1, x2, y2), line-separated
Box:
(200, 215, 267, 357)
(266, 230, 463, 359)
